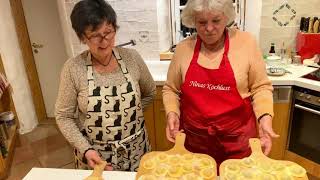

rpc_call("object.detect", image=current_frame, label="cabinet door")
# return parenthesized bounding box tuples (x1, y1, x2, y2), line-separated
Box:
(154, 87, 174, 151)
(269, 103, 291, 160)
(143, 102, 156, 150)
(269, 87, 292, 160)
(154, 100, 174, 151)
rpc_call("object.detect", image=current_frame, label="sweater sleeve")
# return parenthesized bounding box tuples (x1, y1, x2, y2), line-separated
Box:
(248, 36, 274, 119)
(162, 50, 183, 117)
(132, 49, 156, 109)
(55, 60, 92, 154)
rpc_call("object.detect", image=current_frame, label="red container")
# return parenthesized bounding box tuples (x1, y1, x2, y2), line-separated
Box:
(296, 32, 320, 61)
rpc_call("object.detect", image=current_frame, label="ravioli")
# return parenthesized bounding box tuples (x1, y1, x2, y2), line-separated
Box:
(240, 168, 260, 179)
(224, 163, 240, 173)
(258, 173, 277, 180)
(223, 172, 238, 180)
(271, 162, 286, 171)
(157, 153, 169, 163)
(168, 165, 183, 178)
(287, 164, 306, 177)
(276, 172, 294, 180)
(241, 157, 256, 167)
(199, 167, 215, 179)
(257, 161, 273, 173)
(198, 157, 214, 168)
(143, 159, 156, 170)
(154, 164, 168, 177)
(182, 153, 194, 161)
(168, 155, 181, 166)
(138, 174, 157, 180)
(138, 152, 216, 179)
(181, 173, 204, 180)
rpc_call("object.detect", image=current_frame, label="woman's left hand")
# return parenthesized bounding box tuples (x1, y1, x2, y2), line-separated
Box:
(258, 115, 280, 155)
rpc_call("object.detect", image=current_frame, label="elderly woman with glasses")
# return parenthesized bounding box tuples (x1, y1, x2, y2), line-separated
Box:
(55, 0, 155, 171)
(163, 0, 278, 167)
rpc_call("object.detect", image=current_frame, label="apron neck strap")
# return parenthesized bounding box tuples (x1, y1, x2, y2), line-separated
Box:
(191, 29, 230, 65)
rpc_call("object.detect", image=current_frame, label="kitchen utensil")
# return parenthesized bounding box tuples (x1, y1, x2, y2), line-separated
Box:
(300, 17, 306, 32)
(136, 132, 217, 180)
(220, 138, 308, 180)
(308, 17, 314, 33)
(313, 20, 319, 33)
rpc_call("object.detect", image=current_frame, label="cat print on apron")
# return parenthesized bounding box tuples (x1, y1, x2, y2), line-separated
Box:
(74, 49, 150, 171)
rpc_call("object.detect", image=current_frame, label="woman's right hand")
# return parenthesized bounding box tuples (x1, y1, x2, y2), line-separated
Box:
(166, 112, 180, 142)
(85, 149, 113, 170)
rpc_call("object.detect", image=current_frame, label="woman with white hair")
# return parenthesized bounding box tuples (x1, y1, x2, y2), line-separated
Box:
(163, 0, 278, 166)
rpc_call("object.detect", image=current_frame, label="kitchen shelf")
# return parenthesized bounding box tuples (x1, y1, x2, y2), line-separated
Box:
(4, 124, 17, 165)
(0, 54, 19, 179)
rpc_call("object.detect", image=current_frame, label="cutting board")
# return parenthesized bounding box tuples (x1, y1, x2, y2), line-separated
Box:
(136, 132, 217, 180)
(220, 138, 308, 180)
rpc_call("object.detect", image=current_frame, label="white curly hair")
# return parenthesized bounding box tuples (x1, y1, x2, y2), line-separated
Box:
(181, 0, 235, 28)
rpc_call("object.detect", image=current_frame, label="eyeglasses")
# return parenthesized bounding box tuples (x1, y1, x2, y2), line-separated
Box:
(86, 30, 116, 44)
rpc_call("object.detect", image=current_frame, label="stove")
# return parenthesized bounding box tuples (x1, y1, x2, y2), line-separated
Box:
(302, 69, 320, 81)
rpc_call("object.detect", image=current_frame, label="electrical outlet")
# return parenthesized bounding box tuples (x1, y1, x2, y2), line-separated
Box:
(138, 31, 149, 43)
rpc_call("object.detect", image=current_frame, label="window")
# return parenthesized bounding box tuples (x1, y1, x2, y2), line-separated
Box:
(170, 0, 246, 45)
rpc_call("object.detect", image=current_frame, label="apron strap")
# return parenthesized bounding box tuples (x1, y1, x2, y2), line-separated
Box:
(90, 128, 144, 165)
(191, 29, 230, 68)
(112, 48, 133, 83)
(190, 36, 202, 65)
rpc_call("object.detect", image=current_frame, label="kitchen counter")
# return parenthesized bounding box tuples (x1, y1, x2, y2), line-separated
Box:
(145, 61, 320, 91)
(24, 168, 136, 180)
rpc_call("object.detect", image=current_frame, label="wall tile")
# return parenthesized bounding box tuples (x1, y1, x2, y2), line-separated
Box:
(259, 0, 320, 55)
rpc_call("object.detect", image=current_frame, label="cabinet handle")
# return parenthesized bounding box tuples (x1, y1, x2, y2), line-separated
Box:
(294, 104, 320, 116)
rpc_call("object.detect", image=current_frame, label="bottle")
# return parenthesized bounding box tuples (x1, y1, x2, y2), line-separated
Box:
(269, 43, 276, 56)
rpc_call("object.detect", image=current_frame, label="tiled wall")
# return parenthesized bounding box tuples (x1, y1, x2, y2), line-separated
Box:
(61, 0, 171, 60)
(259, 0, 320, 55)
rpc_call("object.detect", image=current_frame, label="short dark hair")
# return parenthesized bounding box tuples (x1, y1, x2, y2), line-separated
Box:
(70, 0, 119, 40)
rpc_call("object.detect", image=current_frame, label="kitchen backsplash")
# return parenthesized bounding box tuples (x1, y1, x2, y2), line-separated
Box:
(259, 0, 320, 55)
(60, 0, 171, 60)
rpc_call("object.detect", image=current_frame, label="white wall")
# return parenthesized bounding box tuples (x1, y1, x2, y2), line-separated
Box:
(245, 0, 262, 42)
(60, 0, 172, 60)
(246, 0, 320, 54)
(157, 0, 172, 52)
(0, 0, 38, 134)
(57, 0, 74, 58)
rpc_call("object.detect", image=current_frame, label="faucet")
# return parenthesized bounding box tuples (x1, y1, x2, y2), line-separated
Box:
(116, 40, 136, 47)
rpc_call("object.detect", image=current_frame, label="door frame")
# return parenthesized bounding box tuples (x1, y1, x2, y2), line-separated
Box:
(9, 0, 47, 122)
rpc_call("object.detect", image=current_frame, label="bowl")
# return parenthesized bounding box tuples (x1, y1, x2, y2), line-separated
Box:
(0, 111, 15, 126)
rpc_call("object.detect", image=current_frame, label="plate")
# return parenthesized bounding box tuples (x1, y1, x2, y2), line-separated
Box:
(267, 68, 286, 76)
(303, 59, 320, 68)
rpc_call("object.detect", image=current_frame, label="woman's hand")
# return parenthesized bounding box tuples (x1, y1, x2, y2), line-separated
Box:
(258, 115, 280, 155)
(85, 149, 113, 170)
(166, 112, 180, 142)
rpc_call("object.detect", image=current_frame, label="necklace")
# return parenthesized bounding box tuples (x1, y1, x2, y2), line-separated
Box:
(93, 54, 113, 67)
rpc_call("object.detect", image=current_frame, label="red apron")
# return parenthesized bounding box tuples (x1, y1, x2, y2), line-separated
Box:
(180, 30, 257, 168)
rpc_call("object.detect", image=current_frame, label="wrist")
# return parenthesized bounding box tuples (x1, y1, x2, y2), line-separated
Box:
(167, 111, 179, 119)
(84, 148, 94, 156)
(258, 113, 272, 122)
